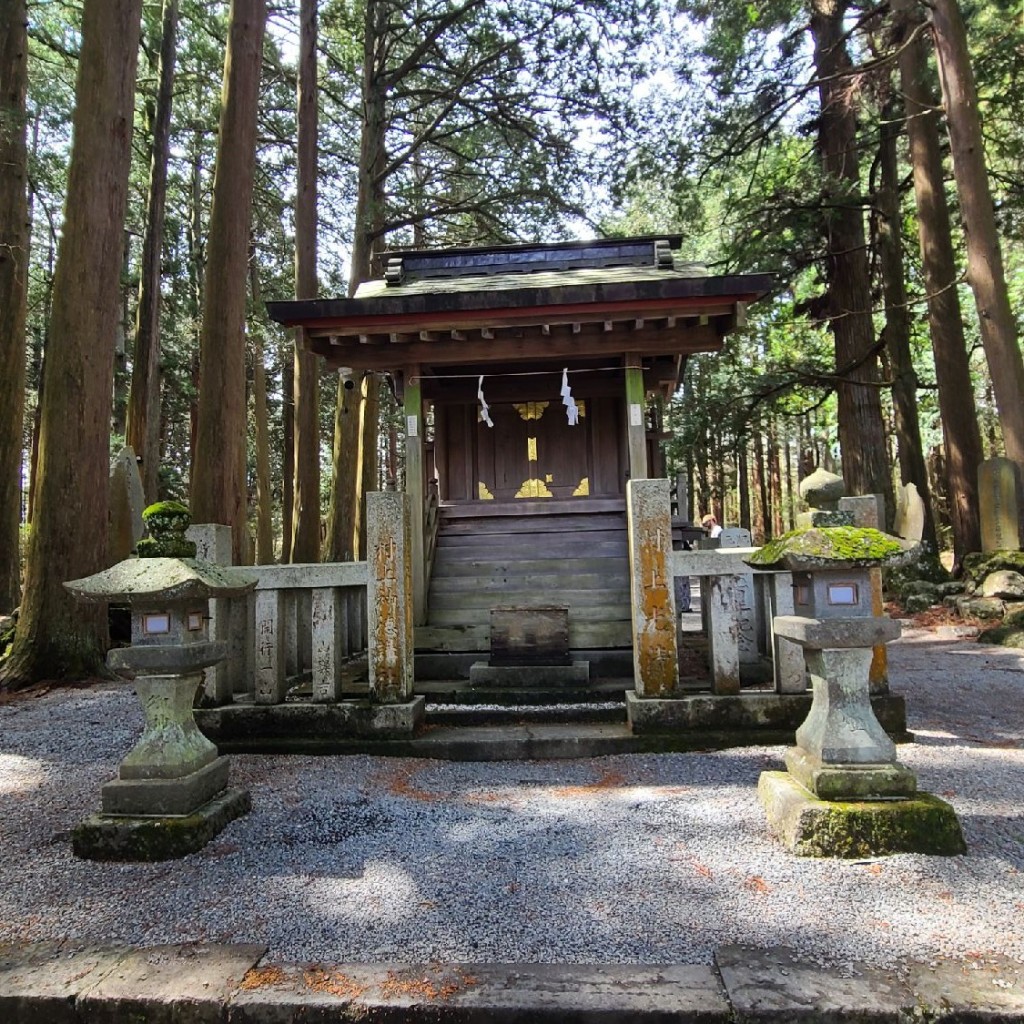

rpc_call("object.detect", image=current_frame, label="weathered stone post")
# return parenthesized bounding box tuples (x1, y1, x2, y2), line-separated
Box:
(65, 502, 256, 861)
(367, 490, 415, 704)
(625, 478, 679, 699)
(748, 527, 966, 857)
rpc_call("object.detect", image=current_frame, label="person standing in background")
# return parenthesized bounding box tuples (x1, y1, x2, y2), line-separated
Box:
(701, 513, 722, 539)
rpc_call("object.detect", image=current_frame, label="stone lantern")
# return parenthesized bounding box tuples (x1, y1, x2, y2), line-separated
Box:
(65, 502, 257, 860)
(747, 526, 966, 857)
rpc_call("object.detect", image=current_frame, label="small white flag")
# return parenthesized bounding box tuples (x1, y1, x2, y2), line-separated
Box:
(478, 375, 493, 428)
(561, 367, 579, 426)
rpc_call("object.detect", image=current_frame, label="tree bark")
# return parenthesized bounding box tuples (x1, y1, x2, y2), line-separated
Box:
(0, 0, 29, 614)
(190, 0, 267, 567)
(809, 0, 895, 525)
(931, 0, 1024, 477)
(1, 0, 142, 687)
(126, 0, 178, 505)
(894, 0, 983, 566)
(326, 0, 387, 562)
(249, 257, 274, 564)
(290, 0, 321, 563)
(875, 109, 938, 551)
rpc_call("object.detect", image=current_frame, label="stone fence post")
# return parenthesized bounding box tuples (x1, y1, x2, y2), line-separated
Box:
(627, 478, 679, 697)
(367, 491, 414, 703)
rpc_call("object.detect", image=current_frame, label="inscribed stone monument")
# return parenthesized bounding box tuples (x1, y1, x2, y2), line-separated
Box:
(978, 457, 1022, 552)
(893, 482, 925, 544)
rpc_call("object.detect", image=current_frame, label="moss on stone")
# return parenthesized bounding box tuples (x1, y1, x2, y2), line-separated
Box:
(72, 788, 251, 861)
(976, 624, 1024, 649)
(962, 550, 1024, 588)
(749, 526, 908, 570)
(139, 501, 195, 558)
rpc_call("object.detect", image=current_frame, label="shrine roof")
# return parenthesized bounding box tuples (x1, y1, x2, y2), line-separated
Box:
(266, 236, 773, 331)
(264, 236, 774, 376)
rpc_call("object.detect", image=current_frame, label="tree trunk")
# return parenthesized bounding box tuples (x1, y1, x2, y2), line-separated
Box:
(1, 0, 142, 688)
(0, 0, 29, 614)
(126, 0, 178, 505)
(894, 0, 983, 566)
(738, 440, 751, 533)
(190, 0, 266, 567)
(249, 258, 274, 564)
(327, 0, 388, 562)
(290, 0, 321, 563)
(931, 0, 1024, 477)
(281, 338, 294, 563)
(875, 108, 939, 551)
(809, 0, 894, 525)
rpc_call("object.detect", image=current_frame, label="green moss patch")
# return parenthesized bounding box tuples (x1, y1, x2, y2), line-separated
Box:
(749, 526, 908, 570)
(759, 772, 966, 858)
(139, 501, 195, 558)
(977, 624, 1024, 649)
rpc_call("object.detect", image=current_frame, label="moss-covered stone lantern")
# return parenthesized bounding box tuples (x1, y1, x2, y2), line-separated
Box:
(747, 527, 966, 857)
(64, 502, 257, 861)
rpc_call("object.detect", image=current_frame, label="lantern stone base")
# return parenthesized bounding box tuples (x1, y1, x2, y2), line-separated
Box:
(783, 748, 917, 801)
(72, 787, 251, 862)
(758, 771, 966, 858)
(101, 757, 230, 816)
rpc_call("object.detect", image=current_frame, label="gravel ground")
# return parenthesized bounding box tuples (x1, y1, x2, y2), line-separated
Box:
(1, 626, 1022, 971)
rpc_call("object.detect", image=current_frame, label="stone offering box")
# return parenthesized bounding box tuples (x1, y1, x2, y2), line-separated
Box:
(747, 527, 966, 858)
(65, 556, 257, 861)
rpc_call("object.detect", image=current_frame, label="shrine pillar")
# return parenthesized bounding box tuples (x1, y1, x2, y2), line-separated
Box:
(625, 354, 647, 481)
(403, 367, 427, 625)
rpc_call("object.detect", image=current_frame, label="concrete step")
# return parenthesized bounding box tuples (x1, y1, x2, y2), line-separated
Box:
(415, 621, 634, 652)
(429, 571, 630, 593)
(426, 606, 632, 627)
(430, 556, 628, 578)
(424, 702, 626, 725)
(427, 589, 632, 612)
(420, 677, 630, 708)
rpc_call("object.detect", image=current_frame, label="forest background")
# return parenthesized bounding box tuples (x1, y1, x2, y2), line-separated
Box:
(1, 0, 1023, 688)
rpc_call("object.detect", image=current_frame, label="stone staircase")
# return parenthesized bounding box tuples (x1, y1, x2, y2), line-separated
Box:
(414, 505, 634, 694)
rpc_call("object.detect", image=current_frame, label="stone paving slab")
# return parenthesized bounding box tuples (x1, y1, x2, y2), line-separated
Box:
(2, 942, 1024, 1023)
(715, 945, 915, 1022)
(227, 962, 729, 1023)
(0, 943, 125, 1024)
(904, 957, 1024, 1022)
(75, 943, 266, 1024)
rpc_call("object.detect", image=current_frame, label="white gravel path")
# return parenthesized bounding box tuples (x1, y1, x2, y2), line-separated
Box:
(1, 627, 1022, 971)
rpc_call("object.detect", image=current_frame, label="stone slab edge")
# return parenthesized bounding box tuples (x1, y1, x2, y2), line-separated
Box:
(3, 944, 1024, 1023)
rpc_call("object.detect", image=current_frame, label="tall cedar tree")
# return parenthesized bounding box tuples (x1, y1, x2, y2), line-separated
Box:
(1, 0, 143, 688)
(810, 0, 894, 524)
(191, 0, 267, 565)
(0, 0, 28, 614)
(126, 0, 179, 504)
(931, 0, 1024, 475)
(290, 0, 321, 562)
(326, 0, 394, 563)
(892, 0, 982, 566)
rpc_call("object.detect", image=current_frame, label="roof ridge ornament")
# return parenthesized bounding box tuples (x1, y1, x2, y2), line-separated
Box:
(384, 257, 404, 286)
(654, 239, 674, 269)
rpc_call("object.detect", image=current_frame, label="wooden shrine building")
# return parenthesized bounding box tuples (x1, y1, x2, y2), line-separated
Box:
(268, 236, 772, 688)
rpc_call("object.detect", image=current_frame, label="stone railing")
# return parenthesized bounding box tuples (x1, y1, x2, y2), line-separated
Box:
(670, 548, 804, 696)
(251, 562, 368, 704)
(625, 479, 805, 700)
(187, 493, 416, 710)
